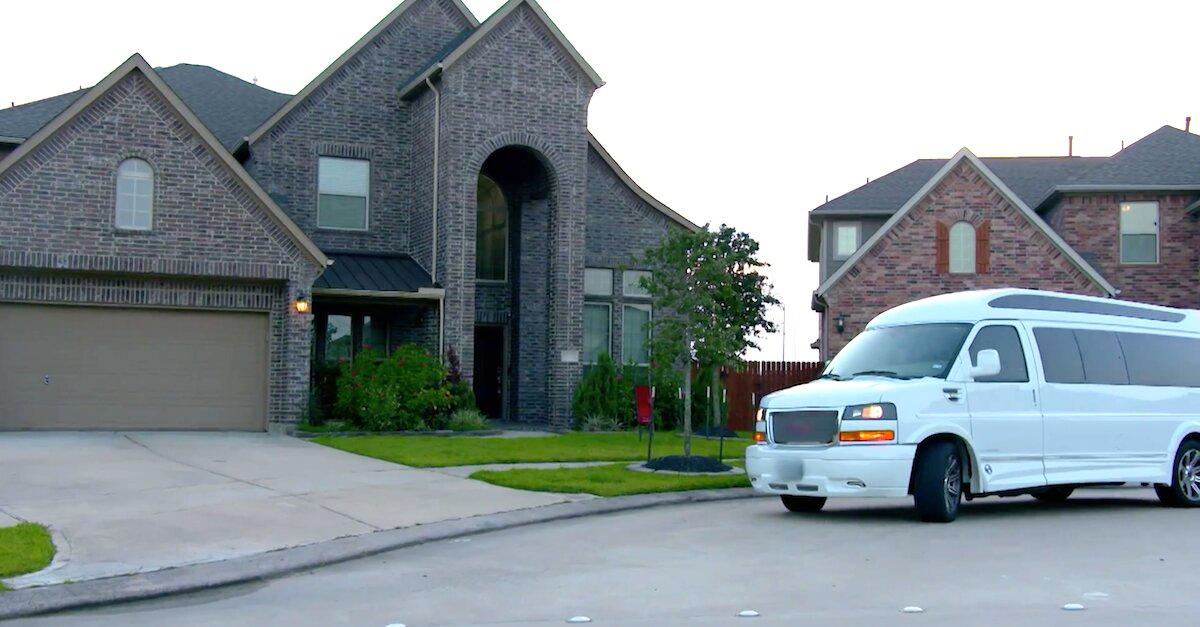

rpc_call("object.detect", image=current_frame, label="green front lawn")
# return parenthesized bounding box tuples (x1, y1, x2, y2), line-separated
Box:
(312, 431, 749, 468)
(470, 463, 749, 497)
(0, 523, 55, 591)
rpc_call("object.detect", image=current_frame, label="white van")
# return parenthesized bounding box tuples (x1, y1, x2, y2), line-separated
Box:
(745, 288, 1200, 522)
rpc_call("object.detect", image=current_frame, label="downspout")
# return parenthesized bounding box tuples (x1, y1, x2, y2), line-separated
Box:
(426, 69, 444, 355)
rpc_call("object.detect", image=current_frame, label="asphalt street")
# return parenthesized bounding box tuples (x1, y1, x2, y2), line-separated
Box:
(14, 488, 1197, 626)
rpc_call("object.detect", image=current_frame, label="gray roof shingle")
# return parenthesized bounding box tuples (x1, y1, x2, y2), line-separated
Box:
(0, 64, 291, 150)
(1058, 125, 1200, 188)
(314, 252, 436, 294)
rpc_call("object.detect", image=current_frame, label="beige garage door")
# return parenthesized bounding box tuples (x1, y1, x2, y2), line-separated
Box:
(0, 304, 268, 431)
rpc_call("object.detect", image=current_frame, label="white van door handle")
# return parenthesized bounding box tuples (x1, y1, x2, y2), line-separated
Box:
(943, 387, 962, 402)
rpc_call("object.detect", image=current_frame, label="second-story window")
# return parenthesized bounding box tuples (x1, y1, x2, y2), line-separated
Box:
(476, 175, 509, 281)
(116, 158, 154, 231)
(949, 221, 976, 274)
(1120, 201, 1158, 264)
(318, 157, 369, 230)
(832, 222, 860, 260)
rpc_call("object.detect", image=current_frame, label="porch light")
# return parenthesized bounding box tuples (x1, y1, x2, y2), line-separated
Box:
(834, 314, 846, 334)
(294, 292, 312, 314)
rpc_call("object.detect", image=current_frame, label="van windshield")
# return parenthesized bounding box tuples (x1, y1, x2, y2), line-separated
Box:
(823, 323, 973, 380)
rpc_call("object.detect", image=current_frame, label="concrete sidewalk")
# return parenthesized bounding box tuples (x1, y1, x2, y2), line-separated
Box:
(0, 432, 581, 588)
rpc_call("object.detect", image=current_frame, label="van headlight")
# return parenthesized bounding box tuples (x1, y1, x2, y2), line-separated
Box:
(842, 403, 897, 420)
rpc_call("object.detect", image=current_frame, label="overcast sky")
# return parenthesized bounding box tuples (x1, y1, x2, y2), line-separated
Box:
(5, 0, 1200, 361)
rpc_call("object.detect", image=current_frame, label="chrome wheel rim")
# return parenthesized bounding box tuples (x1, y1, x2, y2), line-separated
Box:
(944, 453, 962, 511)
(1180, 449, 1200, 502)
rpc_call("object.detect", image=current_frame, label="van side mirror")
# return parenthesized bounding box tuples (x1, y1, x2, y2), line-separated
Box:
(970, 349, 1002, 380)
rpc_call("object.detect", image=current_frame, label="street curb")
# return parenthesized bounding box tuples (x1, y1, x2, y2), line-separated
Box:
(0, 488, 762, 620)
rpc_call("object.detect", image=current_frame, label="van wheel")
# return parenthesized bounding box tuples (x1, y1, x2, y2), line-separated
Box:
(780, 495, 826, 513)
(913, 441, 962, 523)
(1032, 486, 1074, 503)
(1156, 440, 1200, 508)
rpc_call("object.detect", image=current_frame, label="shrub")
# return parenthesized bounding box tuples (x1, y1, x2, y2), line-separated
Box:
(445, 345, 477, 412)
(572, 352, 623, 428)
(651, 366, 684, 431)
(447, 408, 491, 432)
(579, 414, 624, 432)
(334, 345, 456, 431)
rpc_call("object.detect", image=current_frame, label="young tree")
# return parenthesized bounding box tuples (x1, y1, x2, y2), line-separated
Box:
(642, 224, 778, 459)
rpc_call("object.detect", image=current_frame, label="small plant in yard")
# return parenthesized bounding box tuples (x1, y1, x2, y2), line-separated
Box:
(335, 344, 456, 431)
(572, 352, 636, 428)
(579, 414, 623, 432)
(446, 408, 491, 432)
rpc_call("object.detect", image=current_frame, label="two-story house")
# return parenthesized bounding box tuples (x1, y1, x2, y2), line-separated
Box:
(0, 0, 696, 432)
(809, 125, 1200, 359)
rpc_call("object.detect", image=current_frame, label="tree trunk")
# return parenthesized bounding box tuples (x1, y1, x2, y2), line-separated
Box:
(710, 366, 721, 439)
(681, 363, 693, 459)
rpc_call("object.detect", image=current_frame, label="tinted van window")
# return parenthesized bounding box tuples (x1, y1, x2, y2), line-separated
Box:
(969, 325, 1028, 383)
(1075, 330, 1129, 385)
(1117, 333, 1200, 387)
(1033, 328, 1084, 384)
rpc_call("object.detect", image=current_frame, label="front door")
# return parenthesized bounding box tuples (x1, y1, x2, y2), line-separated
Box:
(473, 326, 505, 420)
(964, 323, 1046, 492)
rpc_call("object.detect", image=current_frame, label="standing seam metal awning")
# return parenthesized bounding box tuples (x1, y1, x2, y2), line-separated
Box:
(313, 252, 440, 297)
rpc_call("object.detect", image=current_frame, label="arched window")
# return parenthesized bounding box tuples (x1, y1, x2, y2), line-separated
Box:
(116, 158, 153, 230)
(949, 221, 976, 274)
(476, 174, 508, 281)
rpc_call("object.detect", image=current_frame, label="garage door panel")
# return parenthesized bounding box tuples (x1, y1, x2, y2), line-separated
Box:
(0, 305, 268, 431)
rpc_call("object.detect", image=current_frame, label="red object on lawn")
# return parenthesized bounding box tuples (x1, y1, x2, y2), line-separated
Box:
(635, 385, 653, 426)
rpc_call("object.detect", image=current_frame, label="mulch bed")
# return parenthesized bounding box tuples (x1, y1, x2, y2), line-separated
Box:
(644, 455, 732, 473)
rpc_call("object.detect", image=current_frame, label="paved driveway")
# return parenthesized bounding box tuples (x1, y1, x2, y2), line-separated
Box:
(0, 432, 574, 588)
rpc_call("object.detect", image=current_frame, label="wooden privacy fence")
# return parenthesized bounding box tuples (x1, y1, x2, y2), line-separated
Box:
(724, 361, 824, 431)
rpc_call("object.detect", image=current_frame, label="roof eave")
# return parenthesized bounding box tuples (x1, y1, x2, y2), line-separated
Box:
(0, 135, 24, 145)
(313, 287, 445, 301)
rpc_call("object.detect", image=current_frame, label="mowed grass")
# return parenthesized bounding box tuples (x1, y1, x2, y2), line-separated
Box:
(470, 462, 749, 497)
(312, 431, 750, 468)
(0, 523, 55, 591)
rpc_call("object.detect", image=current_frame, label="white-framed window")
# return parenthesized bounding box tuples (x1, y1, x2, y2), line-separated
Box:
(115, 158, 153, 230)
(583, 302, 612, 364)
(622, 303, 652, 366)
(476, 174, 509, 282)
(318, 157, 369, 230)
(584, 268, 613, 297)
(622, 270, 652, 298)
(949, 221, 976, 274)
(1120, 201, 1159, 264)
(832, 221, 860, 260)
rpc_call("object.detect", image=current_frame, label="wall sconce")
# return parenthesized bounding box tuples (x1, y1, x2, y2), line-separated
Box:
(834, 314, 846, 335)
(293, 291, 312, 314)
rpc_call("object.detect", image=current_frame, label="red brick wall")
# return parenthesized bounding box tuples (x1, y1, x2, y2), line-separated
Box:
(1046, 193, 1200, 308)
(822, 161, 1107, 357)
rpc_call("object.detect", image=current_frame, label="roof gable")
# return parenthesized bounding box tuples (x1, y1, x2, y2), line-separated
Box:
(815, 148, 1117, 298)
(0, 54, 327, 268)
(400, 0, 603, 98)
(241, 0, 479, 150)
(588, 133, 698, 232)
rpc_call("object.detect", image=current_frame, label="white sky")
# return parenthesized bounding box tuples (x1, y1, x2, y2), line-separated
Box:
(5, 0, 1200, 361)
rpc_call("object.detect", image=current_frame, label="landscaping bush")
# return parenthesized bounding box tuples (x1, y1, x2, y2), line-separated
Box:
(447, 408, 491, 432)
(579, 414, 624, 432)
(572, 353, 638, 429)
(445, 345, 476, 412)
(335, 345, 456, 431)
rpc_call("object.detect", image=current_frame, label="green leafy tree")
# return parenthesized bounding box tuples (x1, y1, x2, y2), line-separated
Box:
(642, 224, 777, 457)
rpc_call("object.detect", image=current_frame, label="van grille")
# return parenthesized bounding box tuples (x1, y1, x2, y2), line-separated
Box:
(770, 410, 839, 445)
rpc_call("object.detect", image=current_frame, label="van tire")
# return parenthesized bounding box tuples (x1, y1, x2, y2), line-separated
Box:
(780, 495, 827, 513)
(1032, 486, 1074, 503)
(1156, 440, 1200, 508)
(913, 441, 962, 523)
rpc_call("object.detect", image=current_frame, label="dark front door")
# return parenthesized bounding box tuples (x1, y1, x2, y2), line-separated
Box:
(473, 326, 505, 420)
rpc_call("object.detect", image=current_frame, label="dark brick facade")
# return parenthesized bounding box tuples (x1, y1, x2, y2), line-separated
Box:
(0, 71, 321, 429)
(821, 161, 1108, 356)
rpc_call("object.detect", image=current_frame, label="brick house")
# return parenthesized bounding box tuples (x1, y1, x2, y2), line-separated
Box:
(810, 126, 1200, 359)
(0, 0, 696, 432)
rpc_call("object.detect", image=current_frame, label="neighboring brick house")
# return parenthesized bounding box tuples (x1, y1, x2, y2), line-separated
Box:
(0, 0, 696, 432)
(810, 126, 1200, 359)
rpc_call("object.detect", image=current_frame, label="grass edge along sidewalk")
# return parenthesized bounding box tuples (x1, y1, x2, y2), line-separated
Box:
(312, 431, 751, 468)
(0, 523, 55, 592)
(469, 462, 749, 497)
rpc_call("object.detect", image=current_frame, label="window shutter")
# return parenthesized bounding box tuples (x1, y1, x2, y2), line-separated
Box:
(935, 221, 950, 274)
(975, 220, 991, 274)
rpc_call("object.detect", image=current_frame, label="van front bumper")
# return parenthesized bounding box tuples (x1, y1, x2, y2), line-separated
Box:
(745, 443, 917, 498)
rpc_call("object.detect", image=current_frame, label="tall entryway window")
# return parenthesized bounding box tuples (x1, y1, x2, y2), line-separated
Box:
(476, 175, 508, 281)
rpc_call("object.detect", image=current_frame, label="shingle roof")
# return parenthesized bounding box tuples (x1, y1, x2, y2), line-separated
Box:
(314, 252, 436, 294)
(811, 156, 1105, 216)
(0, 64, 290, 150)
(1057, 125, 1200, 188)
